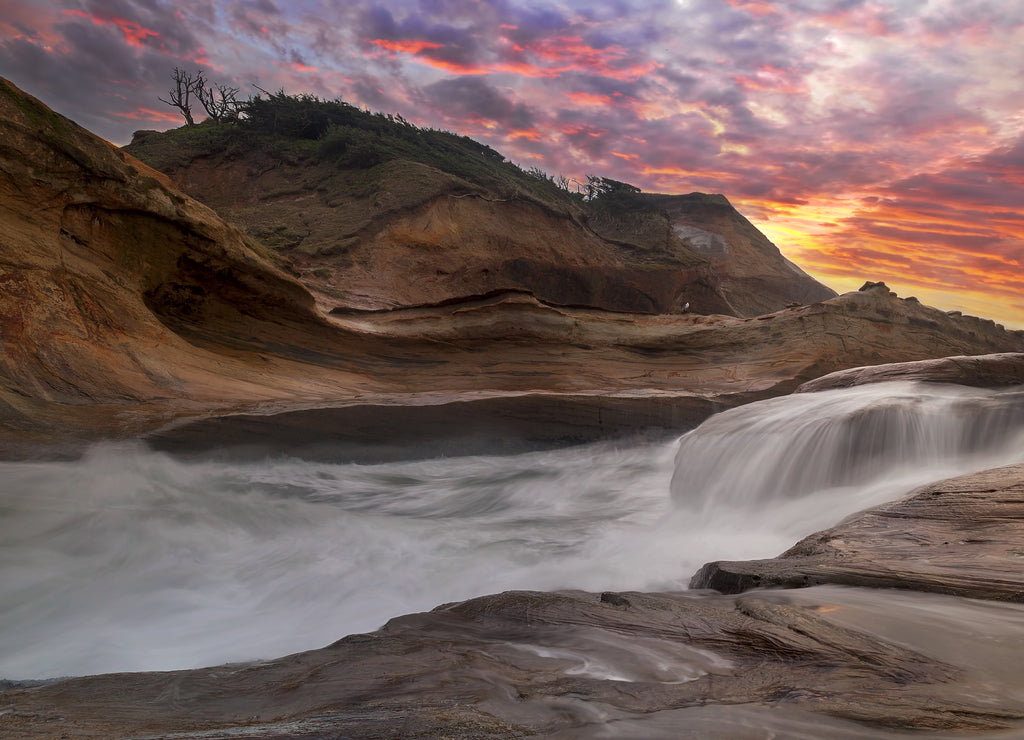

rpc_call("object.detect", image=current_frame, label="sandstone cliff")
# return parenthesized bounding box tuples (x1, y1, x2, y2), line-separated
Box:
(0, 77, 383, 446)
(124, 104, 835, 317)
(2, 77, 1022, 455)
(647, 192, 833, 316)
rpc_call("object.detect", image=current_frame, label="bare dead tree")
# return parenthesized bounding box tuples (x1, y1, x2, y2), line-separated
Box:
(197, 81, 242, 123)
(158, 67, 206, 126)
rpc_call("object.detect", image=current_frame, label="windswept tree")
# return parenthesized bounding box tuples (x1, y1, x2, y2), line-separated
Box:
(197, 81, 242, 123)
(585, 175, 642, 202)
(159, 68, 245, 125)
(158, 67, 205, 126)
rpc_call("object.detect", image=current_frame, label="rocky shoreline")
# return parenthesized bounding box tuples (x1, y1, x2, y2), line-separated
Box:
(4, 77, 1024, 738)
(4, 454, 1024, 738)
(692, 462, 1024, 601)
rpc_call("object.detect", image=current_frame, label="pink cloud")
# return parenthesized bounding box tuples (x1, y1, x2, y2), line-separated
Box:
(62, 9, 160, 49)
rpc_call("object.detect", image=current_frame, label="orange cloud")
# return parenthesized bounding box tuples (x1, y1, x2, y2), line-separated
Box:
(113, 107, 185, 124)
(812, 5, 894, 37)
(733, 65, 807, 95)
(367, 38, 444, 54)
(746, 184, 1024, 329)
(527, 35, 625, 66)
(276, 61, 318, 73)
(413, 57, 494, 75)
(366, 33, 657, 81)
(723, 0, 779, 17)
(564, 91, 614, 106)
(641, 164, 742, 183)
(508, 128, 543, 141)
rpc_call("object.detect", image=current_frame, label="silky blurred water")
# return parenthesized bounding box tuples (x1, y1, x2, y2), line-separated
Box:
(2, 381, 1023, 679)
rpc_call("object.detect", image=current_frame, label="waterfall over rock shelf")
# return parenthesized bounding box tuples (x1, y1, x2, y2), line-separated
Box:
(3, 380, 1024, 680)
(671, 381, 1024, 513)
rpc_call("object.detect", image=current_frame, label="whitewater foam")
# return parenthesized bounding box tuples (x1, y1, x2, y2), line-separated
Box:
(2, 380, 1022, 679)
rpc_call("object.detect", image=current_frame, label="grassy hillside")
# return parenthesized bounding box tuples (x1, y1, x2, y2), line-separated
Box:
(126, 92, 849, 315)
(127, 91, 584, 217)
(124, 91, 726, 314)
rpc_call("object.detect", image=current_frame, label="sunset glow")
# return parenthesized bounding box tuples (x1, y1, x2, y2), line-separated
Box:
(4, 0, 1021, 327)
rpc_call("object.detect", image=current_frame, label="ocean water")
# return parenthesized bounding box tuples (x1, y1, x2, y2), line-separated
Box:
(2, 380, 1023, 680)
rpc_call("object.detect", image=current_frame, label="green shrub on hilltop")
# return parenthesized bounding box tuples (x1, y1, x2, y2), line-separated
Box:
(131, 82, 686, 254)
(134, 86, 591, 211)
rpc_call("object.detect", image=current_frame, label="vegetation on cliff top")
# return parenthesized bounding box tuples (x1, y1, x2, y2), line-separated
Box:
(125, 86, 719, 294)
(126, 88, 672, 222)
(130, 89, 590, 212)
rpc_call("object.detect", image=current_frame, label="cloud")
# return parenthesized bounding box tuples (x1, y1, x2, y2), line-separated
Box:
(783, 134, 1024, 322)
(418, 76, 536, 132)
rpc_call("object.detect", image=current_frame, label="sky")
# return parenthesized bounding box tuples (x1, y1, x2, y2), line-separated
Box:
(2, 0, 1023, 328)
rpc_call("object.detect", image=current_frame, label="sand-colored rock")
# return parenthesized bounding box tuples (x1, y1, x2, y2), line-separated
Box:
(691, 463, 1024, 601)
(0, 77, 396, 450)
(2, 77, 1023, 457)
(650, 192, 834, 316)
(798, 352, 1024, 392)
(125, 124, 834, 317)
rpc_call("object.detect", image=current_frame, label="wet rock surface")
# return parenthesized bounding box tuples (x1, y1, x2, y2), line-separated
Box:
(145, 392, 720, 462)
(799, 352, 1024, 392)
(4, 587, 1024, 739)
(692, 463, 1024, 601)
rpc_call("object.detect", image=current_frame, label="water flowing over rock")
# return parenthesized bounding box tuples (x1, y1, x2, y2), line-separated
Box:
(691, 462, 1024, 601)
(671, 382, 1024, 510)
(6, 383, 1024, 737)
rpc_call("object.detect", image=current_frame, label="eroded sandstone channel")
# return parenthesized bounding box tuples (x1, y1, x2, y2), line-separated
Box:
(4, 77, 1024, 738)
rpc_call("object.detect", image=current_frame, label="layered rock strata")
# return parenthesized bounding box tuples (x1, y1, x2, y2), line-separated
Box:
(3, 77, 1022, 456)
(3, 586, 1022, 738)
(125, 123, 835, 317)
(798, 352, 1024, 392)
(691, 463, 1024, 601)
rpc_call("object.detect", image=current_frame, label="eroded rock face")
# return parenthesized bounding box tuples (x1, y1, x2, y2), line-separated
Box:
(648, 192, 837, 316)
(125, 126, 833, 317)
(2, 77, 1022, 454)
(691, 463, 1024, 601)
(331, 193, 734, 314)
(0, 77, 380, 447)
